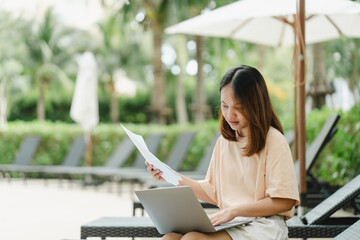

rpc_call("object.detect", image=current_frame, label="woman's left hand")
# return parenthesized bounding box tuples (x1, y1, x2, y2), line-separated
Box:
(209, 207, 236, 226)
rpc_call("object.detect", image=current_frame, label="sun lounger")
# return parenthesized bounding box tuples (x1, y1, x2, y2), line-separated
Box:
(41, 136, 86, 180)
(35, 133, 163, 185)
(287, 174, 360, 238)
(294, 114, 340, 185)
(0, 136, 86, 178)
(0, 135, 41, 178)
(1, 132, 163, 185)
(80, 174, 360, 239)
(295, 114, 341, 207)
(334, 219, 360, 240)
(85, 133, 164, 179)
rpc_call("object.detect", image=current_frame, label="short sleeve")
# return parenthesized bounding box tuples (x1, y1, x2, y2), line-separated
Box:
(265, 131, 300, 206)
(197, 138, 221, 205)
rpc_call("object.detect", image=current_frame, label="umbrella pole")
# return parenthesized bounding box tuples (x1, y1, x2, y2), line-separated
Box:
(85, 132, 93, 166)
(297, 0, 307, 216)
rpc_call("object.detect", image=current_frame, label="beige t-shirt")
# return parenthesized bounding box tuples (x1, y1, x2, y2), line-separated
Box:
(198, 127, 300, 220)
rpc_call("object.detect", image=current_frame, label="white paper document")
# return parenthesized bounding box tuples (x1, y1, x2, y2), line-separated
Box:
(121, 124, 182, 186)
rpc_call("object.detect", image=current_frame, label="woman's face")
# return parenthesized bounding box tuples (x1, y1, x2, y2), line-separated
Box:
(220, 84, 249, 137)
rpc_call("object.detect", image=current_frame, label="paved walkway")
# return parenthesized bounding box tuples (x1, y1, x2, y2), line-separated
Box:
(0, 179, 137, 240)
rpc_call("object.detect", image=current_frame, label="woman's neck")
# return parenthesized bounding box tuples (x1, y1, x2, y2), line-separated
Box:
(237, 129, 248, 137)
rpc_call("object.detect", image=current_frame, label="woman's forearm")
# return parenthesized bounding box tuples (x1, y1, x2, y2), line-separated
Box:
(232, 197, 295, 217)
(178, 174, 217, 205)
(209, 197, 295, 226)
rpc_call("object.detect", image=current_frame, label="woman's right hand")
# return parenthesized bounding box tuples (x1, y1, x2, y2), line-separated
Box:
(145, 161, 164, 181)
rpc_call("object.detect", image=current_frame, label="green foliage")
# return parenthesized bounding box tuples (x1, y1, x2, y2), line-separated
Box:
(118, 90, 151, 123)
(8, 92, 38, 121)
(1, 104, 359, 185)
(313, 104, 360, 185)
(283, 104, 360, 186)
(0, 121, 83, 166)
(269, 105, 359, 186)
(8, 90, 150, 124)
(0, 121, 218, 173)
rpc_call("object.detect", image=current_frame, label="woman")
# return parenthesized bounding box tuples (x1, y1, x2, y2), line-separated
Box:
(146, 65, 299, 240)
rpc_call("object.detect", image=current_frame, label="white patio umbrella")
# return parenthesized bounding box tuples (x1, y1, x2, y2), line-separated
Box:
(70, 51, 99, 166)
(166, 0, 360, 46)
(165, 0, 360, 211)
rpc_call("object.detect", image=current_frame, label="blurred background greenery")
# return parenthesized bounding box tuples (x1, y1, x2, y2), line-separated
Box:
(0, 0, 359, 185)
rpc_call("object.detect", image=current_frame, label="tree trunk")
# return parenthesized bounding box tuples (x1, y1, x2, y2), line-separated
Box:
(257, 45, 266, 70)
(309, 43, 334, 109)
(37, 78, 46, 121)
(350, 40, 359, 103)
(150, 22, 168, 124)
(175, 35, 188, 124)
(109, 79, 119, 124)
(0, 79, 7, 126)
(193, 35, 207, 123)
(85, 132, 93, 166)
(176, 65, 188, 124)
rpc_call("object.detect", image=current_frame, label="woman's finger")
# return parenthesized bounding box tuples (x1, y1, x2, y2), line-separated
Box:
(146, 163, 154, 172)
(144, 162, 164, 181)
(211, 217, 224, 226)
(209, 211, 226, 226)
(153, 169, 162, 177)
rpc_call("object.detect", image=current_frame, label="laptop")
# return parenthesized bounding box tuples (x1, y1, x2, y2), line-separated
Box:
(135, 186, 252, 234)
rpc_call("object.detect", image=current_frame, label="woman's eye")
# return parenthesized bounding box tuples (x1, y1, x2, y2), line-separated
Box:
(235, 105, 244, 111)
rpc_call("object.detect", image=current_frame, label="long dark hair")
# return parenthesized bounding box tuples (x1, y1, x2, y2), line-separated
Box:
(219, 65, 283, 156)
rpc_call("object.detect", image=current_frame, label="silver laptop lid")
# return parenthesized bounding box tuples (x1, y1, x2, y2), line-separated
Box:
(135, 186, 252, 234)
(135, 186, 216, 234)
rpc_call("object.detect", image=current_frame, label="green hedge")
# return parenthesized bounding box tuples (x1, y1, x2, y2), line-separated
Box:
(311, 104, 360, 186)
(296, 104, 360, 186)
(1, 103, 359, 185)
(8, 90, 151, 123)
(0, 120, 219, 171)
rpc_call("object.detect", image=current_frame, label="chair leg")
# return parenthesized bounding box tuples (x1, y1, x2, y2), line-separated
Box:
(19, 172, 27, 185)
(5, 172, 11, 183)
(351, 197, 360, 214)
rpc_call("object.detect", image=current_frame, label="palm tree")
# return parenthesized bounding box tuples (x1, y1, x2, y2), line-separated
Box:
(0, 12, 28, 125)
(173, 0, 234, 123)
(96, 13, 123, 123)
(125, 0, 180, 124)
(96, 5, 152, 123)
(309, 43, 335, 109)
(24, 8, 72, 121)
(171, 35, 189, 124)
(324, 38, 360, 105)
(140, 0, 172, 124)
(349, 40, 360, 103)
(188, 2, 210, 123)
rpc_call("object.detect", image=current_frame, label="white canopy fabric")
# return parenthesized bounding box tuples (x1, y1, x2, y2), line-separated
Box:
(70, 51, 99, 134)
(165, 0, 360, 46)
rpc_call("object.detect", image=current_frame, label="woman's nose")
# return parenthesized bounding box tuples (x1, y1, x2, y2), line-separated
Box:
(227, 108, 236, 118)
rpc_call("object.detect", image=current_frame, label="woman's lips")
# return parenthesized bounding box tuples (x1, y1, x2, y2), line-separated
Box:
(228, 121, 239, 126)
